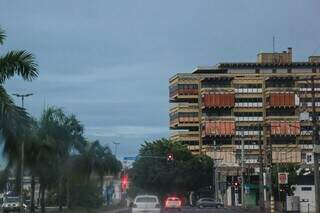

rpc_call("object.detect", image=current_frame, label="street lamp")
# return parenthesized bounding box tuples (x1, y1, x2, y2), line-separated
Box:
(113, 142, 120, 158)
(12, 92, 33, 210)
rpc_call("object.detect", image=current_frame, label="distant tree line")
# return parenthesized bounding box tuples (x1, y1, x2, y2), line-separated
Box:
(0, 26, 122, 212)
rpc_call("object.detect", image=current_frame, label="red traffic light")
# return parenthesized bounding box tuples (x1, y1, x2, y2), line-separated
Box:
(233, 181, 239, 187)
(121, 174, 128, 192)
(167, 153, 174, 161)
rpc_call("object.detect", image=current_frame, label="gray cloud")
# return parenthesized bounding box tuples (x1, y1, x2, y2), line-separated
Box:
(1, 0, 320, 158)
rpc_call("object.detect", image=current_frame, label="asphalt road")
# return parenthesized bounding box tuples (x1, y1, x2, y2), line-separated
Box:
(112, 207, 246, 213)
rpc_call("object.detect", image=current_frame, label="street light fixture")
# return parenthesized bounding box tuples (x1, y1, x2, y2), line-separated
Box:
(12, 92, 33, 211)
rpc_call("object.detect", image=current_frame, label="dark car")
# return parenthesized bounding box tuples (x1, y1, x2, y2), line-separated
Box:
(196, 198, 223, 208)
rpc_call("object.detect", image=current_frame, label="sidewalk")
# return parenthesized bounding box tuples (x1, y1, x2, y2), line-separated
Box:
(229, 206, 281, 213)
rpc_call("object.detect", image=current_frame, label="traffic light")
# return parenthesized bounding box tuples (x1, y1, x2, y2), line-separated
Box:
(167, 153, 174, 161)
(121, 174, 128, 192)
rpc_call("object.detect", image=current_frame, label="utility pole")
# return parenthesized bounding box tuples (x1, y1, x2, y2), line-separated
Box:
(311, 76, 320, 213)
(212, 140, 218, 202)
(240, 129, 245, 207)
(13, 93, 33, 211)
(258, 124, 265, 212)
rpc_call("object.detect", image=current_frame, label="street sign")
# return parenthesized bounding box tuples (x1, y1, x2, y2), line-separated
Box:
(278, 172, 289, 184)
(123, 156, 139, 161)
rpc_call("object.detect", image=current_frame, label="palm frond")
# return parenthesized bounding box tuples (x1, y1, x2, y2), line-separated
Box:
(0, 50, 38, 83)
(0, 27, 5, 45)
(0, 86, 31, 162)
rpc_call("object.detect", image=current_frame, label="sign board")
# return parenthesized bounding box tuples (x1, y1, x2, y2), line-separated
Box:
(278, 172, 289, 184)
(305, 153, 314, 165)
(123, 156, 139, 161)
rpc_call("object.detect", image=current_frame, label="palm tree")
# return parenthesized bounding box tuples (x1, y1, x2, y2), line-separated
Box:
(0, 27, 38, 155)
(38, 107, 86, 212)
(0, 26, 38, 196)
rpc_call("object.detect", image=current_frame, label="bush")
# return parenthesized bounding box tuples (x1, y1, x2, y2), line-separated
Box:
(70, 181, 103, 208)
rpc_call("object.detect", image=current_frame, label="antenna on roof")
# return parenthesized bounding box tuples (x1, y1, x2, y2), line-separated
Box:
(273, 36, 275, 53)
(272, 36, 276, 63)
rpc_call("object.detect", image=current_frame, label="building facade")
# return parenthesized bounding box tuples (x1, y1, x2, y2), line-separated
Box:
(169, 48, 320, 173)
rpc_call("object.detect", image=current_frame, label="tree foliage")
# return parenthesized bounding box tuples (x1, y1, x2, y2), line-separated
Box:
(130, 139, 213, 198)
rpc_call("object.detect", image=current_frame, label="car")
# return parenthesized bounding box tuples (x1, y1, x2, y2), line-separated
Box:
(165, 196, 182, 211)
(1, 196, 27, 213)
(196, 197, 223, 208)
(131, 195, 161, 213)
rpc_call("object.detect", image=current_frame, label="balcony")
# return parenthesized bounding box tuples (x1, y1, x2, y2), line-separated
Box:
(169, 83, 198, 101)
(266, 92, 298, 108)
(270, 121, 300, 136)
(206, 150, 237, 166)
(170, 111, 199, 129)
(170, 131, 199, 142)
(272, 148, 301, 163)
(202, 93, 235, 108)
(202, 121, 235, 137)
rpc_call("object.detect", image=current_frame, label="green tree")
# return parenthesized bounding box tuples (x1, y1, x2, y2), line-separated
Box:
(130, 139, 213, 199)
(66, 141, 121, 209)
(38, 107, 86, 212)
(0, 26, 38, 151)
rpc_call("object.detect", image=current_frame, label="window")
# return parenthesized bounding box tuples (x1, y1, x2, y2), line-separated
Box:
(301, 187, 312, 191)
(136, 197, 157, 203)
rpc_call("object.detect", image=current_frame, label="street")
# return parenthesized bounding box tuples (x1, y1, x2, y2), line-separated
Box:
(112, 207, 249, 213)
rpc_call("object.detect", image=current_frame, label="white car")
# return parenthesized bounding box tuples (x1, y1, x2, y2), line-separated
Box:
(2, 197, 27, 213)
(131, 195, 161, 213)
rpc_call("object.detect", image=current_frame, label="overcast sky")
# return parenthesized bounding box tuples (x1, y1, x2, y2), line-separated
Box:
(1, 0, 319, 159)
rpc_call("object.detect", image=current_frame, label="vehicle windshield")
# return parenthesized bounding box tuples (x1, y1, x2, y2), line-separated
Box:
(168, 197, 180, 201)
(136, 197, 157, 203)
(6, 197, 19, 203)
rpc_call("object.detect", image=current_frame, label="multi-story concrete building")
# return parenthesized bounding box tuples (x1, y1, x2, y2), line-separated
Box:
(169, 48, 320, 172)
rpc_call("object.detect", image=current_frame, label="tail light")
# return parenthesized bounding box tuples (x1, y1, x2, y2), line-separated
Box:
(155, 204, 161, 208)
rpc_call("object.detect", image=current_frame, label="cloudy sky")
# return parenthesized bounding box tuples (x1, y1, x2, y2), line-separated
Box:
(0, 0, 319, 159)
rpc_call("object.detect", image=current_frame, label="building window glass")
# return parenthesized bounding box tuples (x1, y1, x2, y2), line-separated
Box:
(301, 187, 312, 191)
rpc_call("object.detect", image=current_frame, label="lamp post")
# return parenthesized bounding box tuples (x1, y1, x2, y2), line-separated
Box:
(113, 142, 120, 158)
(12, 93, 33, 210)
